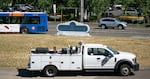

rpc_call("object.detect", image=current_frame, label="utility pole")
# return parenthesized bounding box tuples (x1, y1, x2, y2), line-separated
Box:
(80, 0, 84, 22)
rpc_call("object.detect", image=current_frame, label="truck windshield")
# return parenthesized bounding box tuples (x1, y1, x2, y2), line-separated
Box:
(107, 47, 119, 54)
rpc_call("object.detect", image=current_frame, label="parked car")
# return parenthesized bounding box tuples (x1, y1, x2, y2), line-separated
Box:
(98, 18, 127, 29)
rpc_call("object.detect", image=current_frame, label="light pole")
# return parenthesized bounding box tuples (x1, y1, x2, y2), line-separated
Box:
(80, 0, 84, 22)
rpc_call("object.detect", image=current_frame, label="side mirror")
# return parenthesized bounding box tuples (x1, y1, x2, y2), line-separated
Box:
(104, 53, 109, 56)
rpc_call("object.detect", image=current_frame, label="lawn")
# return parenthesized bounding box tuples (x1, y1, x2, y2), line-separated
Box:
(0, 34, 150, 68)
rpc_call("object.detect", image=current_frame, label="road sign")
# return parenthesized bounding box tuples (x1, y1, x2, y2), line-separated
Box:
(56, 20, 90, 36)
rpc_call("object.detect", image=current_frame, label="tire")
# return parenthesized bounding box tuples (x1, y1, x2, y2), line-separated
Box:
(118, 25, 124, 30)
(20, 28, 29, 34)
(101, 25, 107, 29)
(119, 64, 131, 76)
(43, 66, 58, 77)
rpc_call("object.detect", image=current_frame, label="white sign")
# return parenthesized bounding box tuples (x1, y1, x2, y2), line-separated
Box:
(53, 4, 56, 14)
(0, 24, 20, 33)
(56, 21, 91, 36)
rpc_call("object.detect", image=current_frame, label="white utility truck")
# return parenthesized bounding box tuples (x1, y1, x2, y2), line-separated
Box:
(27, 42, 139, 76)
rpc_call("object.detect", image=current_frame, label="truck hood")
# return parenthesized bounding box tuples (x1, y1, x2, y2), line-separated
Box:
(118, 51, 136, 58)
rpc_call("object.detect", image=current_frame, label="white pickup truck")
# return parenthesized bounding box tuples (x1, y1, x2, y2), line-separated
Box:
(27, 42, 139, 76)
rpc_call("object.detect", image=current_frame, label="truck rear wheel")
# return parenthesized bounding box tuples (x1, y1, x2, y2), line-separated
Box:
(119, 64, 131, 76)
(43, 66, 58, 77)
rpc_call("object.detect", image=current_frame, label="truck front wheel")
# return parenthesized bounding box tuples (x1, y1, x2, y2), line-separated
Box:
(119, 64, 131, 76)
(43, 66, 58, 77)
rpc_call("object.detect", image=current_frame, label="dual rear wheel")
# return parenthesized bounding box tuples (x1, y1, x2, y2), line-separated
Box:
(43, 66, 58, 77)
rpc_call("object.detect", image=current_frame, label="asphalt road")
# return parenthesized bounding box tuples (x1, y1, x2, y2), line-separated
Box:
(0, 68, 150, 79)
(47, 22, 150, 38)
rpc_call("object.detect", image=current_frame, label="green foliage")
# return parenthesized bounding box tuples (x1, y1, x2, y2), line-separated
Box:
(36, 0, 53, 12)
(1, 0, 150, 22)
(67, 0, 80, 7)
(91, 0, 110, 20)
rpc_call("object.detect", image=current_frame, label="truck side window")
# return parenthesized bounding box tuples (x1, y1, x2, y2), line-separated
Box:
(88, 48, 94, 55)
(88, 48, 110, 56)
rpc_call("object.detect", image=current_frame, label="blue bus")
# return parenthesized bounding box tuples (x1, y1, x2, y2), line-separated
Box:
(0, 12, 48, 33)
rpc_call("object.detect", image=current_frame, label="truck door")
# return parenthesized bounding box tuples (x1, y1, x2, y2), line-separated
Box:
(84, 47, 115, 69)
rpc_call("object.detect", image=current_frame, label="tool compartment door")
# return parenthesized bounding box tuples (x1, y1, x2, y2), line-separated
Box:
(70, 54, 82, 70)
(30, 55, 41, 70)
(59, 54, 70, 70)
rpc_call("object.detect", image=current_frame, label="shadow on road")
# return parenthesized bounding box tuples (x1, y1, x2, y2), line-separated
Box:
(17, 69, 41, 77)
(17, 69, 126, 77)
(57, 71, 119, 77)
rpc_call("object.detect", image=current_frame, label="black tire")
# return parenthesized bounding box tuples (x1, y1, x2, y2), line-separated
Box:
(118, 25, 124, 30)
(101, 24, 107, 29)
(20, 28, 29, 34)
(43, 66, 58, 77)
(119, 64, 131, 76)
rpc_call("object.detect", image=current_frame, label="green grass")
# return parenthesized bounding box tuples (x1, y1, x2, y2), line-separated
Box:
(0, 34, 150, 68)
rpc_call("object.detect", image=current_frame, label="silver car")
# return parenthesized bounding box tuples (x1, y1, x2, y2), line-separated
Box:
(98, 18, 127, 29)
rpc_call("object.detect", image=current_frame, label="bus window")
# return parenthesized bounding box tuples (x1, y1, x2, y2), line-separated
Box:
(3, 17, 10, 24)
(0, 16, 21, 24)
(30, 17, 40, 24)
(0, 17, 3, 24)
(22, 16, 40, 24)
(11, 17, 21, 24)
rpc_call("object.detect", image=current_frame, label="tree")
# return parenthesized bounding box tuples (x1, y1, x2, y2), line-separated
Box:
(0, 0, 12, 8)
(91, 0, 110, 20)
(36, 0, 53, 12)
(113, 0, 134, 8)
(1, 0, 150, 23)
(139, 0, 150, 23)
(67, 0, 80, 7)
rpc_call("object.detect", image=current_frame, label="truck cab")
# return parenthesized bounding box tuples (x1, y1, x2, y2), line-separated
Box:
(27, 42, 139, 76)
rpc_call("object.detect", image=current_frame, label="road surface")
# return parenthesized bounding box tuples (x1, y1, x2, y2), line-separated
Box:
(0, 68, 150, 79)
(47, 22, 150, 38)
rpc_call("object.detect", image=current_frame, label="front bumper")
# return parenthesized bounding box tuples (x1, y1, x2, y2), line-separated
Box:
(133, 63, 139, 71)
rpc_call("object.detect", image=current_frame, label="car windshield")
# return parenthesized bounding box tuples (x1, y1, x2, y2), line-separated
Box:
(107, 47, 119, 54)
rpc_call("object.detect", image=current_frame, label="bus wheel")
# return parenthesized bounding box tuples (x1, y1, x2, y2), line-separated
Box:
(21, 28, 29, 34)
